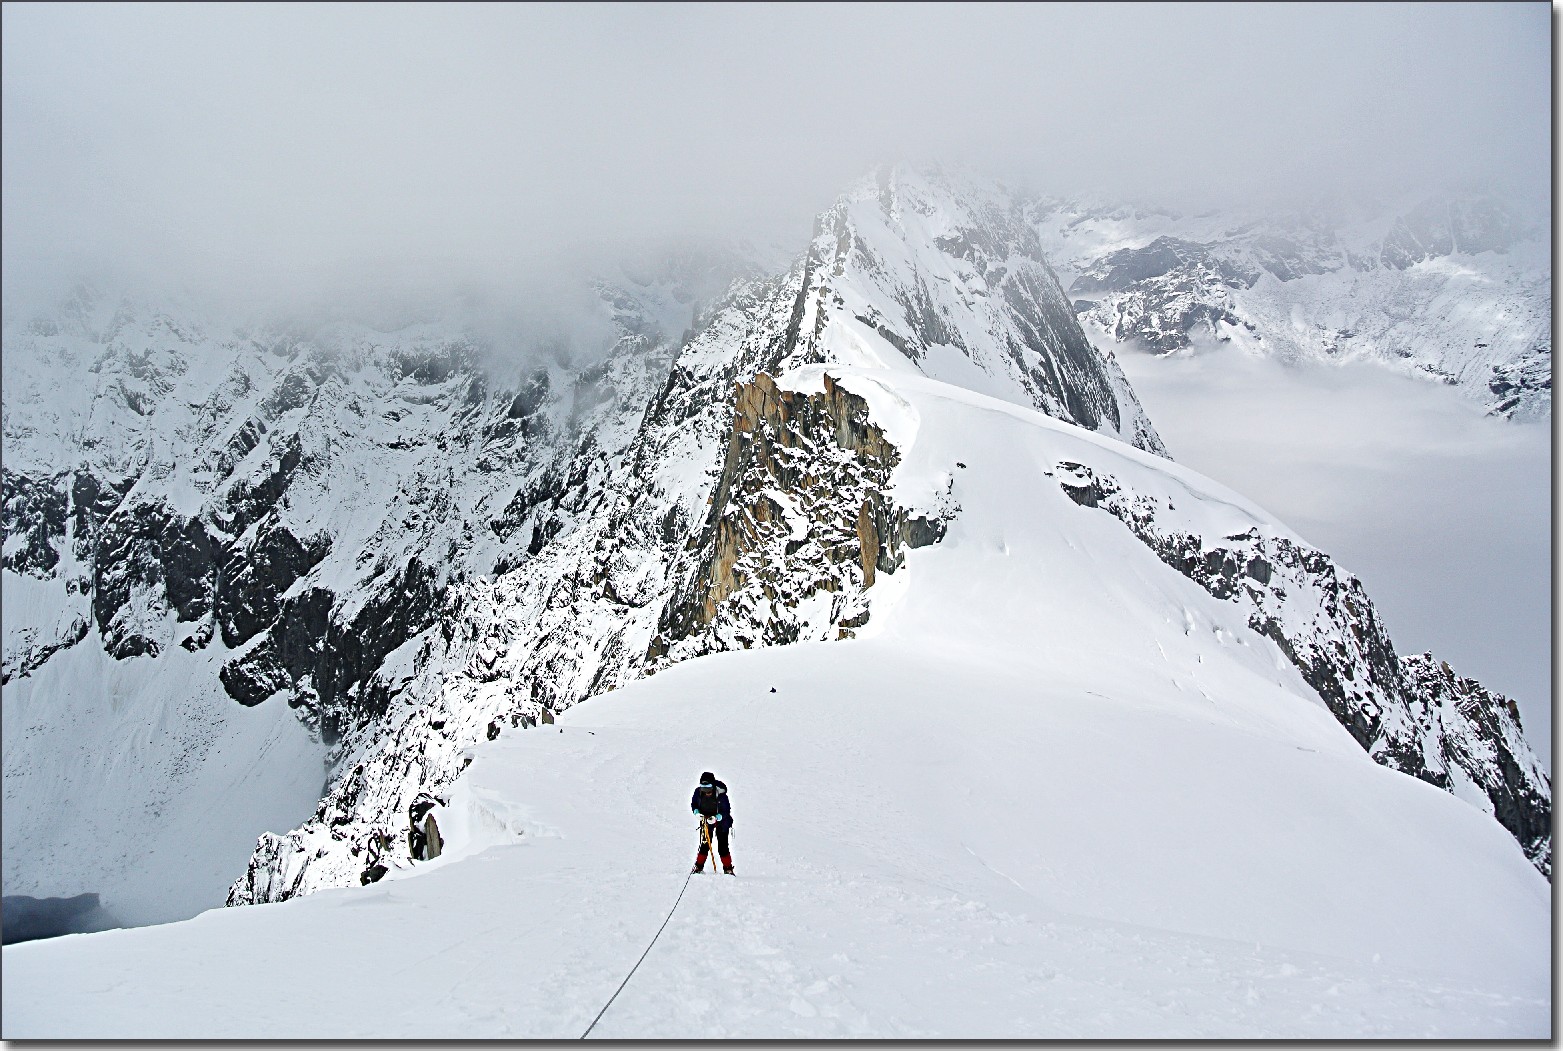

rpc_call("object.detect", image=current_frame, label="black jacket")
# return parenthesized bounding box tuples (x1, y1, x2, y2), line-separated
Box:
(691, 780, 732, 826)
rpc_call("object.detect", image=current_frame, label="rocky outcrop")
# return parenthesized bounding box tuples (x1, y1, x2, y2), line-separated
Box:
(2, 614, 90, 686)
(1056, 460, 1551, 873)
(1068, 237, 1259, 353)
(1400, 654, 1550, 874)
(1, 469, 68, 577)
(650, 372, 949, 662)
(407, 793, 444, 861)
(1486, 343, 1551, 418)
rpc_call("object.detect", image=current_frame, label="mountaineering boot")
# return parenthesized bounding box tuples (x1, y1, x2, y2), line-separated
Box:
(721, 855, 734, 875)
(693, 852, 708, 874)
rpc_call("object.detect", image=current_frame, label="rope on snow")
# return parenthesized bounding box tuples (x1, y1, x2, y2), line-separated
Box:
(579, 867, 696, 1038)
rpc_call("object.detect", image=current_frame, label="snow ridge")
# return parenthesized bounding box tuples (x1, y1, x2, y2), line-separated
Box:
(1054, 459, 1550, 872)
(796, 167, 1168, 454)
(0, 169, 1549, 930)
(224, 167, 1166, 901)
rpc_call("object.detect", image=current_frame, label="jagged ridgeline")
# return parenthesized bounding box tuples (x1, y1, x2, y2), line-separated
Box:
(1034, 190, 1551, 420)
(0, 169, 1548, 920)
(1054, 461, 1549, 872)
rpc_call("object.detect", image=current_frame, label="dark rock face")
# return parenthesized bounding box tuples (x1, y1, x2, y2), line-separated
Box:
(6, 460, 321, 668)
(215, 519, 330, 648)
(1, 470, 68, 577)
(218, 639, 288, 708)
(1486, 347, 1552, 418)
(505, 370, 551, 431)
(218, 555, 443, 743)
(220, 433, 306, 538)
(161, 516, 218, 622)
(89, 503, 156, 657)
(1401, 655, 1551, 874)
(317, 559, 445, 741)
(1072, 237, 1261, 296)
(1056, 461, 1551, 875)
(1069, 238, 1258, 353)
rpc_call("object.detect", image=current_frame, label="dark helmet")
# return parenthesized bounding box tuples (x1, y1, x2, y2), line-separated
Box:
(699, 771, 715, 788)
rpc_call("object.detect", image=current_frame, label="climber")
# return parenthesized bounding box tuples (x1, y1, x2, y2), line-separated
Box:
(690, 771, 734, 875)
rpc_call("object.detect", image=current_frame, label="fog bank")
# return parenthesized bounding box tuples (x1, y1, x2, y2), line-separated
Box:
(3, 4, 1549, 311)
(1119, 348, 1552, 767)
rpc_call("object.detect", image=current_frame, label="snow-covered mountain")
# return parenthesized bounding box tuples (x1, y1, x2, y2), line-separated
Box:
(0, 164, 1548, 964)
(2, 363, 1547, 1038)
(1031, 189, 1550, 420)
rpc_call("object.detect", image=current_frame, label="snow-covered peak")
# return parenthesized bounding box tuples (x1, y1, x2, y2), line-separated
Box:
(791, 165, 1167, 456)
(1030, 187, 1550, 419)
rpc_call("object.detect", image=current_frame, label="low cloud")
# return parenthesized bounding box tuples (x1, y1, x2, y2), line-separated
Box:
(1120, 347, 1552, 766)
(3, 4, 1549, 313)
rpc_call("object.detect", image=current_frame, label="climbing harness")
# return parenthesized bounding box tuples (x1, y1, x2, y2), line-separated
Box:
(579, 824, 706, 1039)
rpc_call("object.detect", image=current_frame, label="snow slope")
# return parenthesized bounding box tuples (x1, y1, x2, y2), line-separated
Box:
(3, 369, 1546, 1039)
(0, 635, 325, 925)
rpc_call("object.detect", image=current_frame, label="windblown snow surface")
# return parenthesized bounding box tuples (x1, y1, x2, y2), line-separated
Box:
(2, 367, 1546, 1039)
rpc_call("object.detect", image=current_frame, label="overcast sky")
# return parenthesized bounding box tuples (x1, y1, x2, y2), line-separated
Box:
(1, 2, 1550, 303)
